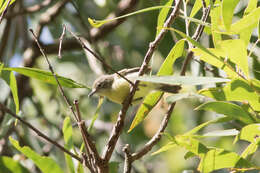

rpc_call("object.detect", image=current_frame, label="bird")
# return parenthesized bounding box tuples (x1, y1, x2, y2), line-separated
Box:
(88, 67, 181, 104)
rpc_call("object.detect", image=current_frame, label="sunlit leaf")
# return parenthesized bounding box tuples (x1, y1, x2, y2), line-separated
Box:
(210, 0, 222, 48)
(156, 0, 174, 36)
(230, 7, 260, 33)
(244, 0, 258, 16)
(239, 124, 260, 144)
(166, 92, 203, 103)
(1, 71, 19, 114)
(222, 0, 239, 30)
(136, 76, 230, 86)
(0, 0, 15, 13)
(199, 78, 260, 111)
(152, 142, 176, 155)
(88, 5, 172, 28)
(128, 40, 185, 132)
(195, 101, 255, 124)
(241, 143, 258, 159)
(185, 116, 232, 135)
(3, 67, 89, 89)
(9, 137, 63, 173)
(62, 117, 75, 173)
(200, 148, 252, 173)
(203, 129, 239, 137)
(175, 135, 208, 156)
(219, 39, 249, 77)
(0, 156, 30, 173)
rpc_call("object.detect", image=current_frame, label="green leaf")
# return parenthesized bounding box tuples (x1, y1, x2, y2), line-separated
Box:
(3, 67, 89, 89)
(195, 101, 255, 124)
(239, 0, 258, 45)
(128, 40, 185, 132)
(230, 7, 260, 33)
(88, 5, 172, 28)
(185, 116, 232, 135)
(241, 143, 258, 159)
(175, 135, 209, 156)
(9, 137, 63, 173)
(128, 91, 162, 132)
(239, 124, 260, 144)
(244, 0, 258, 16)
(219, 39, 249, 77)
(62, 117, 75, 173)
(221, 0, 239, 30)
(0, 63, 3, 74)
(203, 129, 239, 137)
(156, 0, 174, 36)
(199, 78, 260, 111)
(200, 148, 252, 173)
(0, 156, 30, 173)
(1, 71, 19, 114)
(0, 0, 15, 13)
(136, 76, 230, 86)
(210, 0, 222, 47)
(88, 97, 103, 131)
(152, 141, 176, 155)
(166, 92, 203, 103)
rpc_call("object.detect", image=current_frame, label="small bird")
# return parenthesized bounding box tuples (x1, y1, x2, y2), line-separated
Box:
(88, 67, 181, 104)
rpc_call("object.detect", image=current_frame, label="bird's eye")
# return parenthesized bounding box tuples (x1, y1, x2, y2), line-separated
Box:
(97, 83, 102, 88)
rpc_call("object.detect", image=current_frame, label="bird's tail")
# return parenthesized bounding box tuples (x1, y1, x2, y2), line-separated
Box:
(156, 83, 181, 93)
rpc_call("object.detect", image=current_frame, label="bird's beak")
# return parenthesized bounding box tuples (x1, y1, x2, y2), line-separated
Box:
(88, 89, 97, 97)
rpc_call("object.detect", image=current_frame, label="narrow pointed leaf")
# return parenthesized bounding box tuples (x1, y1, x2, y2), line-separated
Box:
(62, 117, 75, 173)
(136, 76, 230, 86)
(1, 71, 19, 114)
(0, 156, 30, 173)
(3, 67, 89, 89)
(9, 137, 63, 173)
(88, 5, 172, 28)
(195, 101, 255, 124)
(199, 78, 260, 111)
(222, 0, 239, 30)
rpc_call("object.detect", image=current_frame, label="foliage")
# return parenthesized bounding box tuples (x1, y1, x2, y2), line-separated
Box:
(0, 0, 259, 172)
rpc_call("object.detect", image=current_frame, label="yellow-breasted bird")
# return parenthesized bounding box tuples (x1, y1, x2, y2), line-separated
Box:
(88, 67, 181, 104)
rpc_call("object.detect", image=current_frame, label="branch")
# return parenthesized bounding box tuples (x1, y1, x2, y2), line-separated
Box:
(0, 103, 83, 163)
(5, 0, 52, 19)
(35, 0, 70, 37)
(90, 0, 138, 41)
(123, 144, 132, 173)
(102, 0, 182, 162)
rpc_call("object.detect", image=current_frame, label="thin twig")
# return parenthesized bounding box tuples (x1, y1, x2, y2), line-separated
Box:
(74, 100, 102, 171)
(29, 29, 79, 122)
(180, 6, 210, 75)
(102, 0, 182, 162)
(65, 26, 135, 86)
(0, 0, 12, 24)
(131, 103, 176, 160)
(0, 103, 83, 163)
(58, 25, 66, 59)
